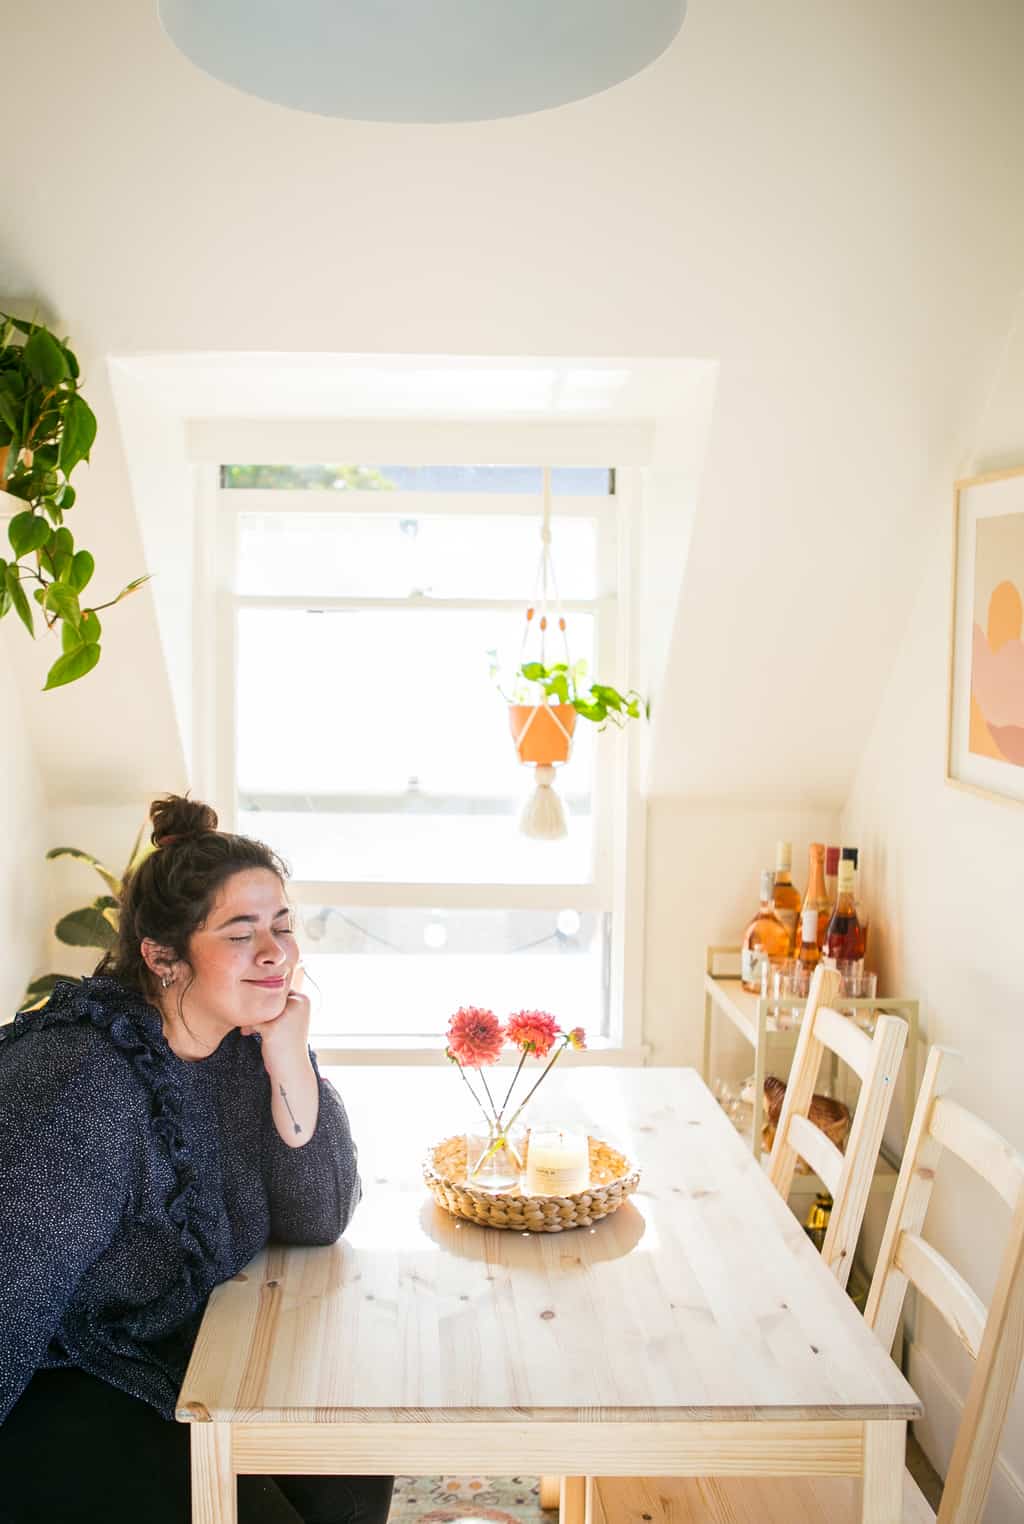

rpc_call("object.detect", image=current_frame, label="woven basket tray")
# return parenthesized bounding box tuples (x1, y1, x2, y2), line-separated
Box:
(423, 1132, 640, 1232)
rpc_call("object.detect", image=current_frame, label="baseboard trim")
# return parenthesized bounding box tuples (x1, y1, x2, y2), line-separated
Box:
(907, 1340, 1024, 1522)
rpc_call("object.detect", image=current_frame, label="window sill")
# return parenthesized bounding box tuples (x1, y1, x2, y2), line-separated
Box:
(313, 1036, 650, 1066)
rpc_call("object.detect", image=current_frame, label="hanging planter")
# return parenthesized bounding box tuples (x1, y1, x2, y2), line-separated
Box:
(493, 470, 647, 841)
(509, 700, 577, 765)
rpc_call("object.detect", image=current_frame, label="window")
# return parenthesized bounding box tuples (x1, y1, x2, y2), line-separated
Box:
(211, 464, 633, 1049)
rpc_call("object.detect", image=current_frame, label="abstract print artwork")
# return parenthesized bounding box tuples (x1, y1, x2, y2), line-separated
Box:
(948, 467, 1024, 803)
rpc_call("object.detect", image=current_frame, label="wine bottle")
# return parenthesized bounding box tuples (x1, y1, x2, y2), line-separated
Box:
(841, 845, 870, 958)
(771, 840, 801, 952)
(741, 869, 790, 993)
(825, 845, 840, 907)
(798, 842, 831, 948)
(795, 906, 821, 976)
(825, 858, 866, 970)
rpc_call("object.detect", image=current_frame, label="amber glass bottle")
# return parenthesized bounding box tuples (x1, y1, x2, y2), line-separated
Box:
(795, 907, 821, 977)
(798, 842, 832, 948)
(825, 858, 866, 970)
(825, 845, 840, 907)
(841, 845, 870, 959)
(741, 869, 790, 992)
(771, 840, 801, 952)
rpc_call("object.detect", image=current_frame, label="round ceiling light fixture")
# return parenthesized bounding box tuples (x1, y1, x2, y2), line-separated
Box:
(158, 1, 687, 124)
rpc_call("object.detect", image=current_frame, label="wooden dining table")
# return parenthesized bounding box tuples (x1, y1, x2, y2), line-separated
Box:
(177, 1066, 921, 1524)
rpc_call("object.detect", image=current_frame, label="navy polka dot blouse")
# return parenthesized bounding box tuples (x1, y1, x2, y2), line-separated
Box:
(0, 976, 360, 1423)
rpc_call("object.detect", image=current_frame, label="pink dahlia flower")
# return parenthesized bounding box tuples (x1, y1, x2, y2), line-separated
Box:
(566, 1026, 587, 1051)
(506, 1009, 560, 1058)
(446, 1006, 505, 1069)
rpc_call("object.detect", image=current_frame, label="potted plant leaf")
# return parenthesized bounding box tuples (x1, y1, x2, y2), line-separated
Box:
(0, 312, 149, 689)
(19, 826, 152, 1011)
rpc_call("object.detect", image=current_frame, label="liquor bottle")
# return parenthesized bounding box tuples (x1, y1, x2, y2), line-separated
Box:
(771, 840, 801, 952)
(825, 845, 840, 907)
(840, 846, 870, 957)
(795, 907, 821, 976)
(825, 858, 866, 970)
(740, 869, 790, 993)
(798, 842, 832, 948)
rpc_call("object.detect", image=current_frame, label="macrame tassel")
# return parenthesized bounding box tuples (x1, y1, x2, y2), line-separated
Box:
(519, 764, 568, 840)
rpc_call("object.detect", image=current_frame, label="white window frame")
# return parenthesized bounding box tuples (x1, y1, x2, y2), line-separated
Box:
(193, 460, 648, 1064)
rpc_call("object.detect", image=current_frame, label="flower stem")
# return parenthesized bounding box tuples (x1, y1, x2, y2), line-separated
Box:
(452, 1059, 493, 1130)
(478, 1067, 501, 1126)
(502, 1036, 570, 1134)
(497, 1050, 527, 1124)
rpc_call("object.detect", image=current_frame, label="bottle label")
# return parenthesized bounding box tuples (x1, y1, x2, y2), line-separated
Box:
(741, 946, 767, 986)
(775, 907, 797, 939)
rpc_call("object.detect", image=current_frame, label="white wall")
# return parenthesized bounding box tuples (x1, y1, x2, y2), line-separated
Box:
(643, 803, 840, 1067)
(3, 1, 1024, 814)
(841, 300, 1024, 1518)
(0, 636, 48, 1020)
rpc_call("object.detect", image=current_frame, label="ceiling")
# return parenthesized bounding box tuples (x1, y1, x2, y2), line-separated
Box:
(2, 0, 1023, 808)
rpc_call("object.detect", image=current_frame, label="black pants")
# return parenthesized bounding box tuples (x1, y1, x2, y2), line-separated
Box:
(0, 1369, 395, 1524)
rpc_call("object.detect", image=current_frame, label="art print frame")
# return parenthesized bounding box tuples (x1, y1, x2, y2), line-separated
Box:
(946, 465, 1024, 806)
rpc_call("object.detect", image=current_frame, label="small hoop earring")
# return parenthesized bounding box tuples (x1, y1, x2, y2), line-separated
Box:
(160, 973, 175, 990)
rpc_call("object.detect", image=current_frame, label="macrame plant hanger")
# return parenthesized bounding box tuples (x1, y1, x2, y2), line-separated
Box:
(511, 467, 576, 840)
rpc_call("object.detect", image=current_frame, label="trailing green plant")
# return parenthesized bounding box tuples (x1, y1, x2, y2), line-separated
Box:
(20, 826, 151, 1011)
(0, 312, 149, 690)
(490, 653, 646, 729)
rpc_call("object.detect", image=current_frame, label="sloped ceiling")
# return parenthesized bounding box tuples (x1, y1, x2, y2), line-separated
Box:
(2, 0, 1023, 808)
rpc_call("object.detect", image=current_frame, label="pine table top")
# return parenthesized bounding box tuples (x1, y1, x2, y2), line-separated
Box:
(177, 1066, 920, 1425)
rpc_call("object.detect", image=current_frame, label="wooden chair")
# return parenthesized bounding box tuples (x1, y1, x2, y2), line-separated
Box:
(589, 1045, 1024, 1523)
(541, 971, 908, 1514)
(767, 963, 908, 1290)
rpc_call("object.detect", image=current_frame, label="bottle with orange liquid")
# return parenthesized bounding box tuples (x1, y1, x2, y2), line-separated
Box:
(740, 870, 790, 993)
(825, 858, 866, 971)
(771, 841, 801, 953)
(824, 845, 840, 908)
(795, 907, 821, 979)
(798, 842, 832, 948)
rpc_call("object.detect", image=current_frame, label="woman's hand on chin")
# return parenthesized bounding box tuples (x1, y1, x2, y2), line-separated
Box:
(241, 967, 311, 1071)
(252, 988, 312, 1072)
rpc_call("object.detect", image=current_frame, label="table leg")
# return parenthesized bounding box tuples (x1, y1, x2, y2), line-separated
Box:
(191, 1423, 236, 1524)
(539, 1476, 561, 1510)
(861, 1419, 905, 1523)
(559, 1475, 586, 1524)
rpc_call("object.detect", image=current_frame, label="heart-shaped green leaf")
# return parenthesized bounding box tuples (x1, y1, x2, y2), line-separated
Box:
(23, 327, 69, 387)
(68, 549, 94, 592)
(4, 565, 33, 636)
(43, 640, 100, 690)
(59, 393, 97, 475)
(8, 511, 50, 557)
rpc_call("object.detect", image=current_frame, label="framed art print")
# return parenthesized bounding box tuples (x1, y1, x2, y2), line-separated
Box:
(946, 465, 1024, 805)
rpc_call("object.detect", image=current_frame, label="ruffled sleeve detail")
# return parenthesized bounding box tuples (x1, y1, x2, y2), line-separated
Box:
(1, 977, 213, 1296)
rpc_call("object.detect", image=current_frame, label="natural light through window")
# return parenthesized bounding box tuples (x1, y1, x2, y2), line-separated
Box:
(220, 464, 621, 1043)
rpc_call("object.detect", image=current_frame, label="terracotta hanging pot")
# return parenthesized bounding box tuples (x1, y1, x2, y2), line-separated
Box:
(509, 702, 577, 766)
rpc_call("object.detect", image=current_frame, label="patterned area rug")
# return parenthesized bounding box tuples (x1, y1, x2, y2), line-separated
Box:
(390, 1476, 550, 1524)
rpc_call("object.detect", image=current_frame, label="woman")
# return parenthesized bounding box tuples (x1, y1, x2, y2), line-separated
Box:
(0, 796, 394, 1524)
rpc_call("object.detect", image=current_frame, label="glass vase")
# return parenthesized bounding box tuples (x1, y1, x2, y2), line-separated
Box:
(464, 1121, 527, 1193)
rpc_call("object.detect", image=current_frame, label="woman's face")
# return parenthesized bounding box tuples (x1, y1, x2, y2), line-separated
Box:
(179, 867, 299, 1031)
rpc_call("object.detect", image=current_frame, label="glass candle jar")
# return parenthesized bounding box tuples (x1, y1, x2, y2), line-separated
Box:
(523, 1124, 590, 1196)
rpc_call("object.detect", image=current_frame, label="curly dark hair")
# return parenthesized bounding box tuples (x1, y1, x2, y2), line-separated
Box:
(98, 795, 290, 994)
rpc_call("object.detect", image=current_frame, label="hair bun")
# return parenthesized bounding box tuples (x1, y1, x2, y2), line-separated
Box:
(149, 794, 219, 849)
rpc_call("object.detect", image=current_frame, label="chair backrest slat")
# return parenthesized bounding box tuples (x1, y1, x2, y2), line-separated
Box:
(930, 1096, 1024, 1211)
(814, 1003, 872, 1080)
(895, 1231, 987, 1360)
(788, 1114, 844, 1196)
(864, 1045, 1024, 1524)
(768, 964, 907, 1290)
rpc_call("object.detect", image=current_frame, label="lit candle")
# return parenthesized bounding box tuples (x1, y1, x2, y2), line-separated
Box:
(523, 1125, 590, 1196)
